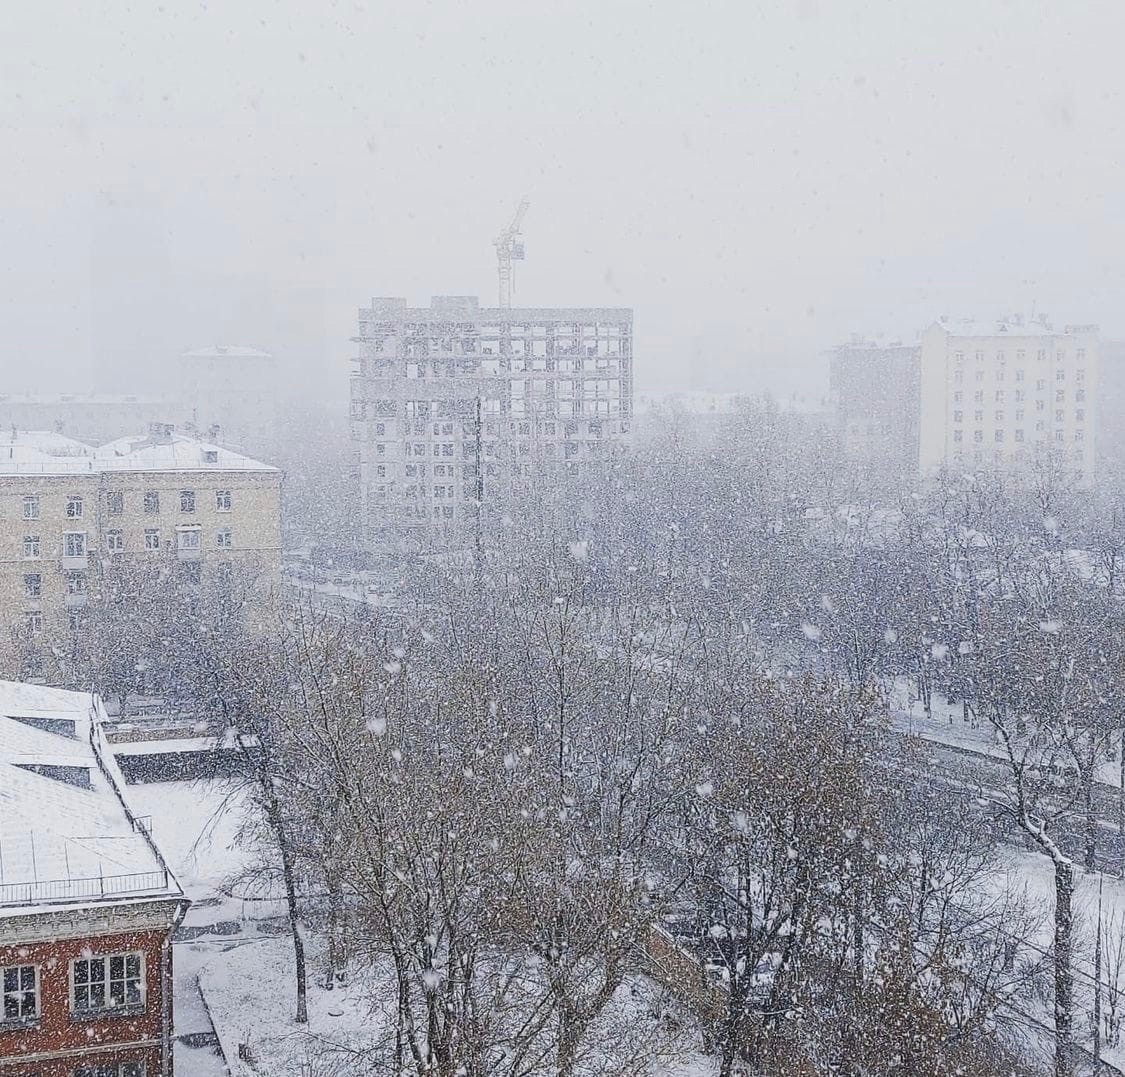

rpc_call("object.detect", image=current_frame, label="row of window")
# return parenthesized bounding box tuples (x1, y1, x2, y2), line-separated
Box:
(953, 429, 1086, 447)
(954, 349, 1086, 363)
(955, 390, 1086, 405)
(3, 954, 143, 1023)
(953, 366, 1086, 385)
(21, 528, 233, 561)
(954, 409, 1085, 425)
(20, 490, 233, 521)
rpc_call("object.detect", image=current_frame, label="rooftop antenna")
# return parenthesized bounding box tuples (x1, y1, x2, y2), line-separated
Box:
(494, 198, 529, 308)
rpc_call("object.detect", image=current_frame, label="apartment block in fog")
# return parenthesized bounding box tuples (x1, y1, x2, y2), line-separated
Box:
(832, 316, 1099, 488)
(176, 346, 279, 458)
(350, 296, 633, 544)
(0, 425, 281, 665)
(919, 317, 1099, 487)
(829, 340, 922, 484)
(0, 680, 187, 1077)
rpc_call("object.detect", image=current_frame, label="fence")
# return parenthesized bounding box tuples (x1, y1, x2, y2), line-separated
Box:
(0, 869, 169, 906)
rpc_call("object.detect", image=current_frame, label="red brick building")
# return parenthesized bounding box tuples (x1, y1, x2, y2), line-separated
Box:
(0, 682, 188, 1076)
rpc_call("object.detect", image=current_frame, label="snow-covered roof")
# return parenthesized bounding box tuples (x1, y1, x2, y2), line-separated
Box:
(930, 317, 1097, 340)
(180, 345, 273, 359)
(0, 430, 277, 476)
(0, 681, 183, 914)
(0, 393, 172, 406)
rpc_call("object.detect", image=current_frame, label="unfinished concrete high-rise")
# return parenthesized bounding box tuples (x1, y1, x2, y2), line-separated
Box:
(350, 296, 633, 546)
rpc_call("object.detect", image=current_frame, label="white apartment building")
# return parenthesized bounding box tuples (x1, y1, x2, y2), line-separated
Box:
(350, 296, 633, 546)
(917, 317, 1099, 487)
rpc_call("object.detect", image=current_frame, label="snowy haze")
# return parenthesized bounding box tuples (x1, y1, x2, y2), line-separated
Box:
(3, 0, 1125, 400)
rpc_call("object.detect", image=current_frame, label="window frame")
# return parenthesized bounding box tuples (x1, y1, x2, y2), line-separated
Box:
(215, 489, 233, 512)
(66, 495, 84, 519)
(71, 951, 146, 1017)
(63, 531, 87, 559)
(179, 489, 196, 514)
(1, 963, 39, 1024)
(22, 495, 40, 520)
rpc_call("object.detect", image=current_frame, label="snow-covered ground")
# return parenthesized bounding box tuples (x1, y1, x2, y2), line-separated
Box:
(199, 933, 718, 1077)
(890, 679, 1125, 788)
(125, 778, 283, 927)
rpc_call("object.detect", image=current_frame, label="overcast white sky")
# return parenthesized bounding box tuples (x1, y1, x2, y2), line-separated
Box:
(3, 0, 1125, 401)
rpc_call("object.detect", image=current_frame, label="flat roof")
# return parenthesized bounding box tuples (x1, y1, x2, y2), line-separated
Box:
(0, 681, 183, 913)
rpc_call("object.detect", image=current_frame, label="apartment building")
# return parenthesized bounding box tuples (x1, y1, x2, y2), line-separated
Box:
(829, 341, 922, 485)
(0, 426, 281, 666)
(176, 346, 279, 459)
(919, 317, 1099, 487)
(350, 296, 633, 545)
(0, 679, 188, 1076)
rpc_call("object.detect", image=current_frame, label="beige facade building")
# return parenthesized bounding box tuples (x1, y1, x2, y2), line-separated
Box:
(919, 317, 1099, 487)
(350, 296, 633, 546)
(0, 426, 281, 667)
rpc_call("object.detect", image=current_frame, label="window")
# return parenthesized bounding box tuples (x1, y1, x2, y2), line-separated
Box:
(107, 491, 124, 515)
(1036, 379, 1046, 391)
(1056, 390, 1065, 403)
(973, 430, 984, 443)
(1015, 429, 1025, 442)
(1056, 409, 1065, 422)
(72, 953, 144, 1014)
(107, 529, 124, 552)
(23, 574, 41, 599)
(177, 528, 202, 550)
(953, 429, 963, 443)
(215, 489, 232, 512)
(24, 612, 42, 634)
(180, 490, 196, 513)
(22, 535, 40, 559)
(953, 391, 963, 404)
(1056, 369, 1065, 381)
(22, 495, 39, 520)
(66, 572, 87, 595)
(68, 609, 86, 632)
(1077, 409, 1085, 422)
(952, 411, 962, 424)
(995, 390, 1005, 403)
(216, 528, 233, 549)
(1015, 369, 1025, 382)
(143, 490, 160, 514)
(144, 529, 160, 550)
(64, 532, 86, 558)
(974, 390, 984, 403)
(66, 495, 83, 518)
(2, 965, 37, 1022)
(994, 429, 1004, 442)
(203, 450, 219, 464)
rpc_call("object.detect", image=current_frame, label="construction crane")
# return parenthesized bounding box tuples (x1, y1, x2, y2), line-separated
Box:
(494, 198, 529, 308)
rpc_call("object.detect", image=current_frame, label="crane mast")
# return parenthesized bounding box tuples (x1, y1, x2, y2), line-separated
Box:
(494, 198, 529, 308)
